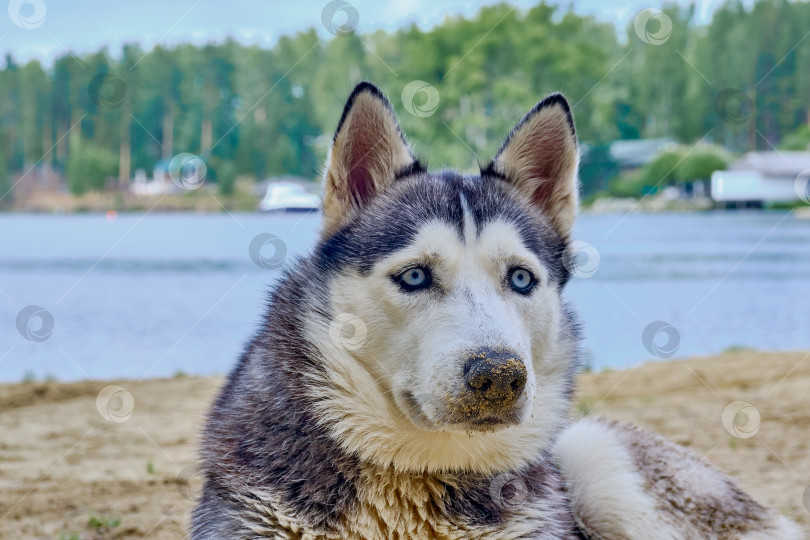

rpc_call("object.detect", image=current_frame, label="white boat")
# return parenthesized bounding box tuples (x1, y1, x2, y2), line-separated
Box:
(258, 182, 320, 212)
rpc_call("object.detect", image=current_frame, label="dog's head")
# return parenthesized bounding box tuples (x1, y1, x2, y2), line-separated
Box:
(305, 82, 580, 474)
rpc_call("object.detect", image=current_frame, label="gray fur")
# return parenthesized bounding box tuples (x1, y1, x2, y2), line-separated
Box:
(612, 420, 775, 538)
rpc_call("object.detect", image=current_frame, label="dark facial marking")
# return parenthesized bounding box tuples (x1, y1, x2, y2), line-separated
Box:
(316, 169, 570, 287)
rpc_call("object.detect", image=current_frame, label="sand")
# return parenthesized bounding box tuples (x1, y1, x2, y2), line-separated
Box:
(1, 350, 808, 539)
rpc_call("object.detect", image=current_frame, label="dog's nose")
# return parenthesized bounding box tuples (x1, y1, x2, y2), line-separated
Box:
(463, 348, 527, 406)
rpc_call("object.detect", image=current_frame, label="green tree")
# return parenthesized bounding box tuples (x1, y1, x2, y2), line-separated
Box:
(676, 148, 729, 182)
(2, 0, 810, 200)
(66, 143, 118, 195)
(641, 148, 684, 186)
(780, 124, 810, 151)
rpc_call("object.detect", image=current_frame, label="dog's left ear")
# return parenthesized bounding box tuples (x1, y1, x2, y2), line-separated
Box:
(484, 93, 579, 239)
(321, 82, 419, 234)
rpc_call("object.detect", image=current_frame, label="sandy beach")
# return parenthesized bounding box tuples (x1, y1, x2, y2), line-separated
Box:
(1, 350, 808, 539)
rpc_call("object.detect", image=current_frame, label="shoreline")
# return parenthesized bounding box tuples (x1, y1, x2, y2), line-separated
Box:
(1, 350, 808, 538)
(1, 205, 806, 216)
(2, 189, 807, 215)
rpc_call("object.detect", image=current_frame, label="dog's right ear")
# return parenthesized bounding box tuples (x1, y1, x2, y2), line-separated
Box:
(321, 82, 419, 234)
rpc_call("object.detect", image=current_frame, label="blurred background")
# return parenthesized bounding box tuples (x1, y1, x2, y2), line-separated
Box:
(2, 0, 810, 382)
(1, 1, 809, 538)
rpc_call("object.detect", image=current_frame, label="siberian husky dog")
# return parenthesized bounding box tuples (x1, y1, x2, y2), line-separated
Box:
(192, 82, 800, 539)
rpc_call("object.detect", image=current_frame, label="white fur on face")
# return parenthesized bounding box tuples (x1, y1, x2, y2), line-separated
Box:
(304, 210, 577, 474)
(375, 217, 545, 429)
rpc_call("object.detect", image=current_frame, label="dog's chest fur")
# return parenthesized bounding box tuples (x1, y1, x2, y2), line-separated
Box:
(230, 461, 581, 539)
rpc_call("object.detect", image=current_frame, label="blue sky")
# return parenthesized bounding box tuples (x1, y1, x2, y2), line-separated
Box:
(2, 0, 747, 66)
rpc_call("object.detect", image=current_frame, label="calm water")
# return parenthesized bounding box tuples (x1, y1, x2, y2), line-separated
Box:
(1, 210, 808, 382)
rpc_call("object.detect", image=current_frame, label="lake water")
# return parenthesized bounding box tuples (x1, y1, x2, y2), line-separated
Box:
(1, 210, 808, 382)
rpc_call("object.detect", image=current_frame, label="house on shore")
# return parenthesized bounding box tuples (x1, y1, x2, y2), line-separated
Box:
(711, 152, 810, 207)
(609, 138, 676, 170)
(130, 158, 206, 196)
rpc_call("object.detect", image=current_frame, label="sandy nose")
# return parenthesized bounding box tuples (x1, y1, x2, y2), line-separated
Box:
(463, 348, 527, 406)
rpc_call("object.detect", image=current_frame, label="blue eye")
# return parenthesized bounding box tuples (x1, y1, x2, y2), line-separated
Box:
(396, 267, 431, 292)
(509, 268, 535, 294)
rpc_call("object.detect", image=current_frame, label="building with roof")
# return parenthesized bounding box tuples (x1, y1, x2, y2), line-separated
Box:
(710, 152, 810, 205)
(609, 138, 676, 169)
